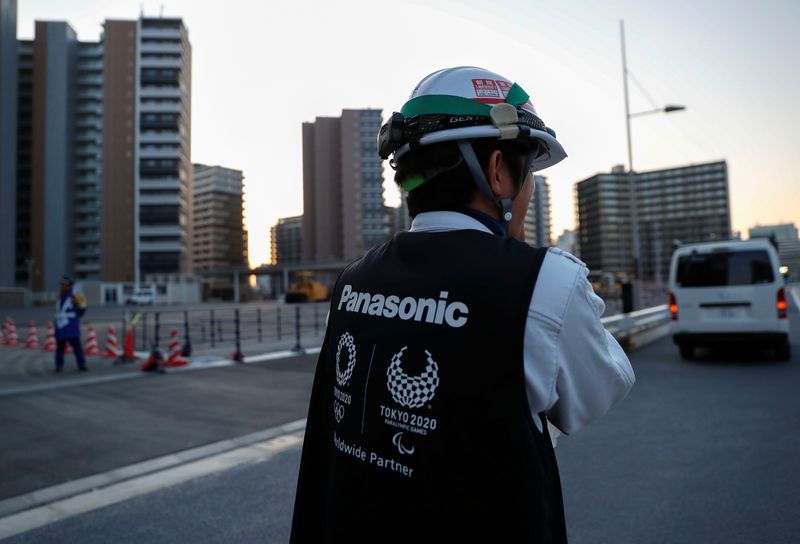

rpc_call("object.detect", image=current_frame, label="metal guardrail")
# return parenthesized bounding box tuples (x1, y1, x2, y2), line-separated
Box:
(133, 302, 671, 355)
(2, 302, 671, 360)
(601, 304, 669, 339)
(129, 302, 328, 356)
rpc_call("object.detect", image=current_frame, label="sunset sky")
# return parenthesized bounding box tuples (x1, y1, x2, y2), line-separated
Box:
(17, 0, 800, 265)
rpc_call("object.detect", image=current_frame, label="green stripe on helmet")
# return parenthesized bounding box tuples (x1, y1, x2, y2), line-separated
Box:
(400, 83, 531, 118)
(401, 95, 492, 117)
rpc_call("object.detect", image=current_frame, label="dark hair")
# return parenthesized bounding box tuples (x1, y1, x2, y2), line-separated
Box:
(394, 139, 529, 218)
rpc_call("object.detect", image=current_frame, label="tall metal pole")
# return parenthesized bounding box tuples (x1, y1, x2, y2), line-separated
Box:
(621, 19, 643, 310)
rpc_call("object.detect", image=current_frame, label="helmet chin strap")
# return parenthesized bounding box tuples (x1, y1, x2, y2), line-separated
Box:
(457, 140, 515, 230)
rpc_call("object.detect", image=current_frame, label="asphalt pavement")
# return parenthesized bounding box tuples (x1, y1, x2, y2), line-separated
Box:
(0, 354, 318, 502)
(1, 291, 799, 543)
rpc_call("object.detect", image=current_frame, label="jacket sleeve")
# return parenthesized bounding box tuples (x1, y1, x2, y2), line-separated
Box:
(545, 261, 635, 434)
(525, 248, 634, 435)
(290, 333, 332, 543)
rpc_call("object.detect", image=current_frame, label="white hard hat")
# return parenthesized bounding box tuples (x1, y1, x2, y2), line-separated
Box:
(377, 66, 567, 227)
(378, 66, 567, 173)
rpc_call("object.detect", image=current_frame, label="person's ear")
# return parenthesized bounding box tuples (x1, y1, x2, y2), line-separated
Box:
(485, 150, 504, 195)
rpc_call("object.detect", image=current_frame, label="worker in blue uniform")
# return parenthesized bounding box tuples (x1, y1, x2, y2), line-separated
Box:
(54, 275, 88, 372)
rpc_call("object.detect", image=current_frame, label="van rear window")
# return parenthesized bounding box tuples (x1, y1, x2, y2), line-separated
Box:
(676, 250, 774, 287)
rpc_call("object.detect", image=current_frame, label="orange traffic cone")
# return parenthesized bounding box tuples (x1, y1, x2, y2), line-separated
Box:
(115, 326, 137, 365)
(164, 328, 188, 367)
(25, 322, 40, 349)
(4, 317, 19, 346)
(84, 325, 100, 356)
(104, 326, 121, 358)
(42, 323, 57, 352)
(65, 342, 73, 354)
(125, 327, 135, 358)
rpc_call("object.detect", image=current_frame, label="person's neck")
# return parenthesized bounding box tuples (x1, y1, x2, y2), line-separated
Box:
(466, 195, 501, 221)
(458, 208, 507, 237)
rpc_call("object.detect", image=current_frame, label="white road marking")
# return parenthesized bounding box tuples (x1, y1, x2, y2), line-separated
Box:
(0, 419, 307, 539)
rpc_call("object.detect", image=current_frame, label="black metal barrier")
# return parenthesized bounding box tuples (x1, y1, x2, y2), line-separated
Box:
(128, 302, 329, 359)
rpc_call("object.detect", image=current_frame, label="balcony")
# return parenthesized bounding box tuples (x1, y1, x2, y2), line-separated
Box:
(140, 119, 179, 132)
(140, 225, 182, 237)
(140, 193, 181, 206)
(75, 233, 100, 244)
(139, 41, 183, 55)
(75, 218, 98, 229)
(140, 56, 183, 69)
(140, 26, 184, 39)
(139, 147, 181, 159)
(140, 101, 182, 114)
(139, 86, 181, 99)
(140, 178, 180, 191)
(76, 103, 102, 116)
(139, 131, 180, 143)
(139, 240, 183, 253)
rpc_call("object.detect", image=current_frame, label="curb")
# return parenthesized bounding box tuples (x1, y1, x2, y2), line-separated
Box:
(0, 346, 323, 398)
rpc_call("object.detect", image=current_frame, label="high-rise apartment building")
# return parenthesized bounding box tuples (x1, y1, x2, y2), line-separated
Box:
(270, 215, 303, 265)
(0, 0, 18, 286)
(102, 17, 193, 283)
(136, 17, 193, 281)
(523, 175, 552, 247)
(1, 4, 193, 293)
(28, 21, 79, 292)
(73, 39, 104, 281)
(14, 37, 32, 286)
(302, 109, 388, 262)
(576, 161, 730, 282)
(192, 164, 247, 271)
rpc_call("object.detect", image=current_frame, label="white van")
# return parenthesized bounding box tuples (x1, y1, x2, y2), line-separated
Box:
(126, 286, 155, 305)
(668, 239, 790, 360)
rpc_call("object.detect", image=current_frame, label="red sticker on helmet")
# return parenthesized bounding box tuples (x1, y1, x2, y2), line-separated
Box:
(496, 80, 512, 97)
(472, 79, 500, 98)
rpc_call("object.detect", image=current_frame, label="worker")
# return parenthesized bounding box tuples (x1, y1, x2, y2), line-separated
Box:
(291, 66, 635, 542)
(54, 275, 88, 372)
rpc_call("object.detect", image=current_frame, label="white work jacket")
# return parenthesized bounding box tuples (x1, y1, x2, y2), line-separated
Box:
(410, 211, 635, 438)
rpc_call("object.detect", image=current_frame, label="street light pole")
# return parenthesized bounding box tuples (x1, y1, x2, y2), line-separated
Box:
(620, 20, 643, 309)
(620, 20, 685, 310)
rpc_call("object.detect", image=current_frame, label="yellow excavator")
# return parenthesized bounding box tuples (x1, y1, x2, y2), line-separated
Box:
(285, 271, 330, 303)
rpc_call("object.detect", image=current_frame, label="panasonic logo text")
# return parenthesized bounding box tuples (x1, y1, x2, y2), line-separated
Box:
(337, 285, 469, 328)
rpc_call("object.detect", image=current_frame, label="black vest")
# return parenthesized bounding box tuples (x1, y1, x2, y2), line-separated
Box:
(292, 230, 566, 543)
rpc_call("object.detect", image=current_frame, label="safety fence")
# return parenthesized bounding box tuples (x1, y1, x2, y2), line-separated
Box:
(601, 304, 670, 343)
(127, 302, 329, 357)
(0, 302, 330, 359)
(2, 302, 673, 361)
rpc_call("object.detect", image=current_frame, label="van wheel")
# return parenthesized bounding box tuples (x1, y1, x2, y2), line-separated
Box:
(679, 344, 695, 360)
(776, 339, 791, 361)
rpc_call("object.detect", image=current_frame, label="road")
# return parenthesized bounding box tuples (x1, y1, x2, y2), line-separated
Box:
(2, 300, 798, 543)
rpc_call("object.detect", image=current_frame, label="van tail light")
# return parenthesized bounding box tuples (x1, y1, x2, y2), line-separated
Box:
(669, 292, 678, 321)
(777, 288, 787, 319)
